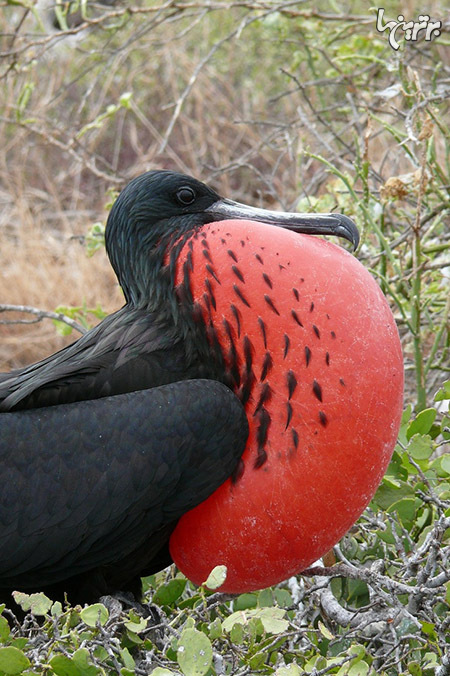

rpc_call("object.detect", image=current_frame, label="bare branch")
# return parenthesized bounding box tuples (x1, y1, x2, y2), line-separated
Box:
(0, 304, 87, 335)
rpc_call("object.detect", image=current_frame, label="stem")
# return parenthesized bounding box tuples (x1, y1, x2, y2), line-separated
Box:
(412, 234, 425, 411)
(425, 291, 450, 375)
(412, 141, 429, 411)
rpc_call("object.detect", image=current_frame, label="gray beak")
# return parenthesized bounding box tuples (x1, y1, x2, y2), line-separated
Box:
(205, 198, 359, 250)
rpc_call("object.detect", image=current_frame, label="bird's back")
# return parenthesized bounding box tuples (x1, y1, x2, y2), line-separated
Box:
(0, 304, 218, 412)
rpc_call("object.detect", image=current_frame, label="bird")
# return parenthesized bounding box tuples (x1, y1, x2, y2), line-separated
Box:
(0, 170, 403, 606)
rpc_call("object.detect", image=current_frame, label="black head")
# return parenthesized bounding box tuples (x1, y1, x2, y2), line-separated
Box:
(106, 171, 222, 305)
(106, 171, 221, 242)
(106, 170, 359, 307)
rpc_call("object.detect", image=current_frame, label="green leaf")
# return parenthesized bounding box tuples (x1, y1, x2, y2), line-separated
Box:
(72, 649, 99, 676)
(387, 497, 416, 528)
(397, 405, 412, 445)
(12, 591, 52, 616)
(208, 618, 222, 640)
(386, 450, 408, 481)
(93, 647, 108, 662)
(0, 647, 30, 674)
(407, 434, 434, 459)
(124, 616, 148, 633)
(0, 616, 10, 643)
(258, 607, 289, 634)
(153, 578, 186, 605)
(420, 621, 436, 637)
(273, 588, 292, 608)
(435, 380, 450, 401)
(276, 665, 302, 676)
(407, 663, 421, 676)
(407, 408, 437, 439)
(9, 640, 27, 651)
(50, 649, 98, 676)
(396, 617, 420, 636)
(250, 652, 268, 670)
(53, 320, 75, 337)
(248, 616, 264, 639)
(234, 593, 257, 610)
(436, 483, 450, 500)
(119, 648, 135, 670)
(223, 607, 288, 635)
(442, 455, 450, 474)
(341, 535, 359, 559)
(84, 222, 106, 257)
(178, 596, 200, 610)
(119, 92, 133, 108)
(431, 454, 450, 477)
(346, 579, 369, 606)
(337, 662, 369, 676)
(230, 622, 245, 644)
(423, 652, 439, 666)
(150, 669, 176, 676)
(304, 655, 327, 671)
(373, 478, 414, 510)
(318, 620, 334, 639)
(202, 565, 227, 590)
(348, 644, 367, 661)
(401, 405, 413, 424)
(79, 603, 109, 627)
(177, 628, 212, 676)
(222, 610, 249, 632)
(257, 588, 274, 607)
(49, 655, 82, 676)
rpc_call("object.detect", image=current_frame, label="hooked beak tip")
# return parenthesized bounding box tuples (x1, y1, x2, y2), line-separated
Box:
(331, 214, 360, 251)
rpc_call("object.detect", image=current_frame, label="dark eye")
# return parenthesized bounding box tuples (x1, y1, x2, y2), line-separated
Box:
(176, 187, 196, 205)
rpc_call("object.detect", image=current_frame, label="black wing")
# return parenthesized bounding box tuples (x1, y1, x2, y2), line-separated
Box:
(0, 379, 248, 598)
(0, 306, 210, 412)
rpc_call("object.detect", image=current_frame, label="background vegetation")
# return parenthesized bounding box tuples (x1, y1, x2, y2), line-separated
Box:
(0, 0, 449, 673)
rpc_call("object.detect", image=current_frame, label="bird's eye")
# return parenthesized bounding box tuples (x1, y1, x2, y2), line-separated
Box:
(176, 187, 196, 205)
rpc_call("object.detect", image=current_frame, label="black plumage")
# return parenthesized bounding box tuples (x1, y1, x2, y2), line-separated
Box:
(0, 380, 247, 605)
(0, 170, 359, 606)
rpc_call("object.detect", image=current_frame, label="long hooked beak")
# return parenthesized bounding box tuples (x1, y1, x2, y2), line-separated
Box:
(205, 198, 359, 251)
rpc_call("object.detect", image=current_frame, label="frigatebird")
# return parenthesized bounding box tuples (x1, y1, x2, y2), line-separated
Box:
(0, 171, 402, 606)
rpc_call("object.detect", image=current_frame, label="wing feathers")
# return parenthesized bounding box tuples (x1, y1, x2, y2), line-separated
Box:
(0, 379, 248, 588)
